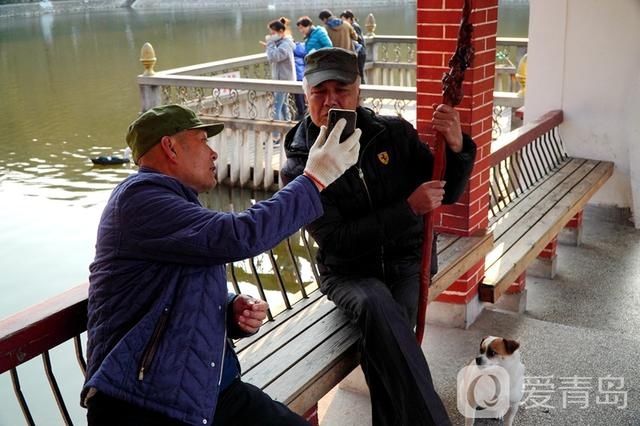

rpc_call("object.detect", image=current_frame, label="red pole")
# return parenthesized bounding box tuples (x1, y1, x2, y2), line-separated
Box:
(416, 0, 474, 344)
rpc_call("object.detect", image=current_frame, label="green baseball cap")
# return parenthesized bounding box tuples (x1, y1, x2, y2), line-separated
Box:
(304, 47, 359, 87)
(126, 104, 224, 163)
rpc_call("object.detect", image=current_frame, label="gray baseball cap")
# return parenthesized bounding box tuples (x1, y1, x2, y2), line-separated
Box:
(304, 47, 359, 87)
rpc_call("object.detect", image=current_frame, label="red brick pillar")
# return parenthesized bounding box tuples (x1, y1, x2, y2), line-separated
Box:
(560, 210, 584, 246)
(496, 272, 527, 314)
(538, 238, 558, 261)
(416, 0, 498, 327)
(529, 236, 558, 279)
(506, 272, 526, 294)
(303, 404, 319, 426)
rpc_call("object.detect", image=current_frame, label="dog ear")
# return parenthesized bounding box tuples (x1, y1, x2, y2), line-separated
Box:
(480, 336, 489, 353)
(504, 339, 520, 354)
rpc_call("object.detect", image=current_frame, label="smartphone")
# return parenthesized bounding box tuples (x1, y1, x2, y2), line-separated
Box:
(327, 108, 357, 143)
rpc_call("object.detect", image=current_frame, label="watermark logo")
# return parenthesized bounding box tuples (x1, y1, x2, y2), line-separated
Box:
(457, 364, 511, 419)
(521, 375, 627, 410)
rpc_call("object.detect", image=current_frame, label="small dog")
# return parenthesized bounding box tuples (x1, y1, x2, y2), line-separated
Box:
(462, 336, 524, 426)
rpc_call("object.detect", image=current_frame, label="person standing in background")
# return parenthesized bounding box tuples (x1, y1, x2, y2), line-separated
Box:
(296, 16, 332, 54)
(262, 18, 296, 145)
(318, 9, 357, 51)
(293, 40, 307, 119)
(340, 9, 367, 83)
(279, 16, 293, 37)
(340, 10, 364, 43)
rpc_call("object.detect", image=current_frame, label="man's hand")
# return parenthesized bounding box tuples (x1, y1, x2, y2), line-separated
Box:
(303, 118, 361, 191)
(233, 295, 268, 334)
(407, 180, 446, 215)
(432, 104, 463, 153)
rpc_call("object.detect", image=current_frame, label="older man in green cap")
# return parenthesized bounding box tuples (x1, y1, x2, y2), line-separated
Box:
(82, 104, 360, 425)
(282, 47, 477, 425)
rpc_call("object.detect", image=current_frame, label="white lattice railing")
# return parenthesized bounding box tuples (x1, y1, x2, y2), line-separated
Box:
(136, 36, 527, 190)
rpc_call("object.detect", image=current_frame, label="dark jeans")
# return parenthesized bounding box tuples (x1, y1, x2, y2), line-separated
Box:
(86, 379, 309, 426)
(294, 93, 306, 120)
(357, 50, 367, 84)
(320, 257, 451, 426)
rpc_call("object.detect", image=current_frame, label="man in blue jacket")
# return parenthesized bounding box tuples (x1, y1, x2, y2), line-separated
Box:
(295, 16, 332, 54)
(81, 104, 360, 425)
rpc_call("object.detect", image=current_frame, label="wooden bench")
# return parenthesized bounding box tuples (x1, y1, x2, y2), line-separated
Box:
(479, 110, 614, 303)
(233, 229, 492, 422)
(0, 228, 491, 425)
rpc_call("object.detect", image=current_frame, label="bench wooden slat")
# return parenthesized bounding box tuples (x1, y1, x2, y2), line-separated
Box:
(480, 160, 613, 302)
(233, 289, 324, 352)
(237, 296, 339, 372)
(240, 307, 353, 389)
(490, 157, 582, 230)
(282, 344, 360, 415)
(435, 232, 461, 252)
(261, 322, 359, 414)
(486, 159, 596, 269)
(430, 230, 494, 302)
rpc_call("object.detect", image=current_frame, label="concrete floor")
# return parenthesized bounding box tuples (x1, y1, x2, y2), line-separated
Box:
(318, 210, 640, 425)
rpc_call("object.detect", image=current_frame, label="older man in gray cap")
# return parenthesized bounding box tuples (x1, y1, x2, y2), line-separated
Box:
(282, 48, 477, 425)
(82, 104, 360, 426)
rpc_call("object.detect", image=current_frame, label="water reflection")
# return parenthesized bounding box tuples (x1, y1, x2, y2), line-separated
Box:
(40, 11, 54, 47)
(0, 6, 422, 209)
(234, 10, 242, 34)
(14, 0, 539, 207)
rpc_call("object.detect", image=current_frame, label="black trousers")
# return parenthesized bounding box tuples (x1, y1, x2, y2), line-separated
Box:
(294, 93, 306, 121)
(320, 258, 451, 426)
(86, 379, 308, 426)
(357, 49, 367, 84)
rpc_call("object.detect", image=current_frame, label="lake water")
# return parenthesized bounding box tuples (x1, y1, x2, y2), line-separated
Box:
(0, 2, 528, 424)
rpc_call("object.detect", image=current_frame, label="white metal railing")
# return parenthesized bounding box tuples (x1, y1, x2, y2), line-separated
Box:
(136, 35, 528, 190)
(154, 53, 269, 77)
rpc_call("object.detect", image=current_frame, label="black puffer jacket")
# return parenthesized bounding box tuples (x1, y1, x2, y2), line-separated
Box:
(281, 107, 476, 277)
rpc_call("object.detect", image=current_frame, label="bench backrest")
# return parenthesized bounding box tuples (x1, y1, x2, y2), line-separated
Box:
(488, 110, 567, 222)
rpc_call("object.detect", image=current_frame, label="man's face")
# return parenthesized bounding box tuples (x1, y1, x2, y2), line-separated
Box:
(297, 24, 309, 37)
(307, 79, 360, 127)
(173, 129, 218, 193)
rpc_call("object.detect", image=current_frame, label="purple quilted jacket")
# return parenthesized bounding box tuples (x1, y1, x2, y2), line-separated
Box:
(82, 168, 322, 425)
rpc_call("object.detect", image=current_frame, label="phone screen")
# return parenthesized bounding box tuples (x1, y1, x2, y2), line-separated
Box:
(327, 108, 357, 143)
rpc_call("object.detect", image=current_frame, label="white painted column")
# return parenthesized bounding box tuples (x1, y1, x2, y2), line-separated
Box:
(524, 0, 567, 122)
(526, 0, 640, 222)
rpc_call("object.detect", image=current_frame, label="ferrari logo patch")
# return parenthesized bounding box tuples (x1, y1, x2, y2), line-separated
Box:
(377, 151, 389, 165)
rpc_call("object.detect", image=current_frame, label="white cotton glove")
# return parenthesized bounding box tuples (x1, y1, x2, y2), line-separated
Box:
(304, 119, 361, 191)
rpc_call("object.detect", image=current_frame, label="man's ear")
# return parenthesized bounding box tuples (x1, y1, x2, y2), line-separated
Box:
(159, 136, 177, 161)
